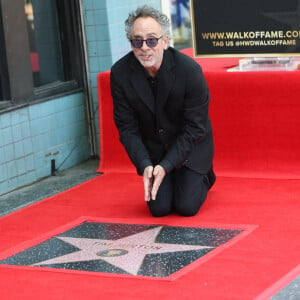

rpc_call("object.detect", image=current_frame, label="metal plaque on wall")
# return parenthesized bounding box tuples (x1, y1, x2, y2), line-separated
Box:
(190, 0, 300, 57)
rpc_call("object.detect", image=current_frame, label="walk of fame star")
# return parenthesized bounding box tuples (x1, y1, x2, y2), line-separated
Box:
(32, 227, 213, 275)
(0, 222, 244, 278)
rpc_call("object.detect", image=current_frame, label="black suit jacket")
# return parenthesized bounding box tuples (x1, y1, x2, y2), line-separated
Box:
(110, 47, 214, 175)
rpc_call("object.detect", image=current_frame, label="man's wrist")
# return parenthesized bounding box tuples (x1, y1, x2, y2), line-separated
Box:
(158, 160, 173, 173)
(139, 159, 153, 174)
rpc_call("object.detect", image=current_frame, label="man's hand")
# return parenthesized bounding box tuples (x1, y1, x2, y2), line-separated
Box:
(143, 166, 154, 201)
(143, 165, 166, 201)
(151, 165, 166, 200)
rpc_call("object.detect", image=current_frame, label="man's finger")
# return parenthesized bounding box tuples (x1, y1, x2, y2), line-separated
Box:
(144, 177, 153, 201)
(143, 166, 153, 201)
(151, 177, 162, 200)
(151, 165, 166, 200)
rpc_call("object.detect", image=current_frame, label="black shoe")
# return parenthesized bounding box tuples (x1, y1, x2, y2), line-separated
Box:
(206, 167, 216, 190)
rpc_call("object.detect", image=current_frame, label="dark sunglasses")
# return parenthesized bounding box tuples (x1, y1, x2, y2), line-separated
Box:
(130, 36, 163, 48)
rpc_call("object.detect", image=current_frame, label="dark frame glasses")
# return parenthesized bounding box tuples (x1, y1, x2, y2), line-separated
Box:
(130, 36, 163, 48)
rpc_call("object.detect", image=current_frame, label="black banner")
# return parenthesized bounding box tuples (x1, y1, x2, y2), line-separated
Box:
(190, 0, 300, 57)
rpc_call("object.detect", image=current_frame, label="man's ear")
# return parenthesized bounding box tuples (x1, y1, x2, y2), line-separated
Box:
(163, 35, 170, 49)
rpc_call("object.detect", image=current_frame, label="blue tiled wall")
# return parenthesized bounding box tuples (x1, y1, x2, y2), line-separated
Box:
(0, 0, 162, 195)
(0, 93, 90, 195)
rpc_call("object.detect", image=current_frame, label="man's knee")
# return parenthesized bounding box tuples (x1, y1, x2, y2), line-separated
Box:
(147, 201, 173, 217)
(175, 202, 201, 217)
(174, 192, 207, 216)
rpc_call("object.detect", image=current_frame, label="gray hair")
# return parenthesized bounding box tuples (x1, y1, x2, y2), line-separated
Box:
(125, 5, 171, 40)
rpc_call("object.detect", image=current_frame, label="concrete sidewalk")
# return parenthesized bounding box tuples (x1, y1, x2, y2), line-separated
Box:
(0, 159, 100, 217)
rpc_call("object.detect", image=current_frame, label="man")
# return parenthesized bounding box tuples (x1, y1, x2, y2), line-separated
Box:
(110, 5, 215, 217)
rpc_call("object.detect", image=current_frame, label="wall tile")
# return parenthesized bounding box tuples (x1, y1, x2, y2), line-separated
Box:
(3, 144, 14, 162)
(25, 155, 35, 172)
(0, 181, 9, 195)
(89, 57, 100, 73)
(82, 0, 94, 10)
(0, 113, 11, 128)
(21, 122, 31, 139)
(14, 141, 25, 159)
(95, 24, 110, 41)
(87, 41, 98, 57)
(12, 124, 23, 142)
(0, 162, 7, 182)
(84, 10, 95, 26)
(15, 158, 27, 175)
(6, 160, 17, 179)
(2, 127, 13, 145)
(23, 139, 33, 156)
(93, 0, 107, 10)
(94, 10, 108, 26)
(97, 40, 112, 56)
(0, 129, 3, 146)
(85, 25, 97, 42)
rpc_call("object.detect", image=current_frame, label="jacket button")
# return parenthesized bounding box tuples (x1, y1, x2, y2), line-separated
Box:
(158, 128, 164, 134)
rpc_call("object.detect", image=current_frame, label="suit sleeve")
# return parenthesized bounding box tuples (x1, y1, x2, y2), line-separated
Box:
(110, 70, 152, 174)
(159, 63, 210, 173)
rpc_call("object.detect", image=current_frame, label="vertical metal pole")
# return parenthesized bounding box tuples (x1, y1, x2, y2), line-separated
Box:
(77, 0, 98, 158)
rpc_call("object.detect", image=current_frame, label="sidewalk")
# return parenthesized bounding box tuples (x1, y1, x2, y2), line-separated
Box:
(0, 159, 100, 217)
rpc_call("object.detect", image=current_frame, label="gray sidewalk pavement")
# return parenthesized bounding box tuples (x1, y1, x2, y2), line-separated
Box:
(0, 159, 100, 217)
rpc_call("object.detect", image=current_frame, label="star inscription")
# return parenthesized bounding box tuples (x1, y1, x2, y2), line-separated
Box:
(33, 226, 213, 275)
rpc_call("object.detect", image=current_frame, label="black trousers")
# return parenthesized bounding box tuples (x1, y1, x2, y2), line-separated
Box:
(147, 167, 210, 217)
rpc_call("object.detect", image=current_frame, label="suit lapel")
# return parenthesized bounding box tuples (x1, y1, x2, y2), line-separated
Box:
(157, 51, 175, 108)
(130, 58, 155, 113)
(156, 51, 175, 110)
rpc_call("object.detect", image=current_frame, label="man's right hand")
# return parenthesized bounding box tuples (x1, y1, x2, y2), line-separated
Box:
(143, 166, 154, 201)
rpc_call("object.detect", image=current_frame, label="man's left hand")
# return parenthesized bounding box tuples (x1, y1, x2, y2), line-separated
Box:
(151, 165, 166, 200)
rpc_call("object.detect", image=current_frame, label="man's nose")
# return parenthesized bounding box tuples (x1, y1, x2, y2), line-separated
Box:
(140, 40, 150, 50)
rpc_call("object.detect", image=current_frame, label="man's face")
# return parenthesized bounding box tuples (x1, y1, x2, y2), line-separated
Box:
(131, 17, 169, 74)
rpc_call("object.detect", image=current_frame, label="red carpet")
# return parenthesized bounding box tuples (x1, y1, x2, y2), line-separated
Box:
(0, 50, 300, 299)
